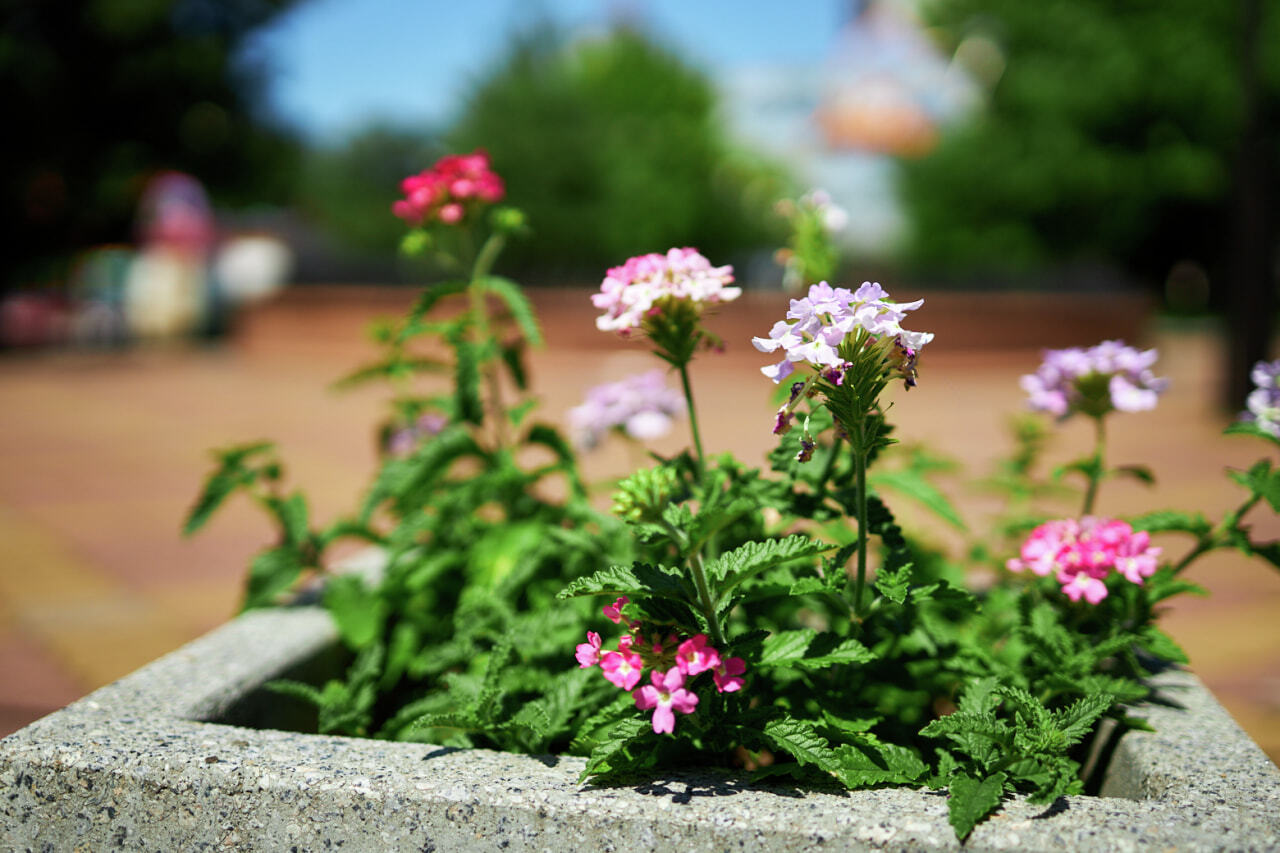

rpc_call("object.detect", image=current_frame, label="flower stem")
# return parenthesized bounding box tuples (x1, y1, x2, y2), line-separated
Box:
(678, 361, 706, 476)
(689, 550, 726, 647)
(852, 430, 870, 618)
(1082, 415, 1106, 515)
(468, 232, 508, 450)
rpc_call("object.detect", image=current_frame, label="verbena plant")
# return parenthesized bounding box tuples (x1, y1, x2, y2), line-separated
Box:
(187, 151, 1280, 842)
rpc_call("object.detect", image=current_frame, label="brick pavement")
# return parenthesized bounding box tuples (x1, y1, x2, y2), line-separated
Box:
(1, 288, 1276, 766)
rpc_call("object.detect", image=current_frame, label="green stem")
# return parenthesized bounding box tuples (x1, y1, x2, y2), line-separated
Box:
(852, 428, 869, 618)
(678, 361, 706, 476)
(1082, 415, 1106, 515)
(467, 232, 508, 450)
(1172, 492, 1262, 575)
(689, 550, 726, 647)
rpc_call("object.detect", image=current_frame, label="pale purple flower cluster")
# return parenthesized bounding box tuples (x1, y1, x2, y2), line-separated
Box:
(1021, 341, 1167, 417)
(386, 412, 448, 456)
(592, 248, 739, 335)
(1242, 359, 1280, 437)
(752, 281, 934, 384)
(567, 369, 686, 449)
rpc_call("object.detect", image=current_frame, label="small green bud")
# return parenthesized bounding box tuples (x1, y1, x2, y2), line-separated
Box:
(611, 465, 681, 523)
(399, 229, 432, 257)
(491, 206, 527, 234)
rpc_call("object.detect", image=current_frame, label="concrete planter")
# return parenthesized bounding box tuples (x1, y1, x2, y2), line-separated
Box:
(3, 607, 1278, 851)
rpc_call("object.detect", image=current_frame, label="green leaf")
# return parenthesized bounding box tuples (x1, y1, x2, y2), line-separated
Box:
(758, 629, 816, 665)
(756, 629, 873, 669)
(707, 535, 833, 591)
(870, 468, 966, 530)
(582, 717, 648, 779)
(558, 562, 689, 601)
(830, 740, 927, 786)
(1139, 626, 1189, 664)
(401, 280, 469, 333)
(1128, 510, 1212, 537)
(241, 546, 303, 610)
(1052, 694, 1115, 748)
(182, 441, 275, 536)
(874, 563, 911, 604)
(267, 492, 309, 547)
(499, 340, 529, 391)
(1112, 464, 1155, 486)
(1224, 420, 1280, 448)
(323, 573, 387, 648)
(453, 336, 483, 425)
(761, 717, 831, 770)
(480, 275, 544, 346)
(332, 356, 445, 390)
(947, 771, 1007, 842)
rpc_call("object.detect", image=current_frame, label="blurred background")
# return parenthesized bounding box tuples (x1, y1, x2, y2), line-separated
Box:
(1, 0, 1278, 761)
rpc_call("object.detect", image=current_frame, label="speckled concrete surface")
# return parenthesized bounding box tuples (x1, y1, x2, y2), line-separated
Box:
(2, 608, 1278, 852)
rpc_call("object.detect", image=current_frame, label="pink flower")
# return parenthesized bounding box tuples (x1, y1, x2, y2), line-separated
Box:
(674, 634, 721, 676)
(592, 248, 739, 335)
(603, 596, 629, 624)
(618, 633, 635, 653)
(600, 650, 644, 690)
(1007, 516, 1163, 604)
(712, 657, 747, 693)
(392, 149, 505, 227)
(575, 631, 602, 668)
(438, 203, 464, 224)
(634, 668, 700, 734)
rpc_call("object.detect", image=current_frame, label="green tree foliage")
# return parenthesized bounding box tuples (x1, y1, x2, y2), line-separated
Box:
(449, 25, 786, 276)
(2, 0, 301, 289)
(896, 0, 1280, 281)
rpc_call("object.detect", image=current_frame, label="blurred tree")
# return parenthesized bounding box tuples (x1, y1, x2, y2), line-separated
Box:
(896, 0, 1279, 295)
(449, 25, 787, 279)
(1, 0, 301, 291)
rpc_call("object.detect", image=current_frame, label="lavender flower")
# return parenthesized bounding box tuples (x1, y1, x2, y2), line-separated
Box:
(386, 412, 448, 455)
(1021, 341, 1167, 418)
(567, 370, 687, 450)
(1241, 359, 1280, 436)
(752, 281, 934, 385)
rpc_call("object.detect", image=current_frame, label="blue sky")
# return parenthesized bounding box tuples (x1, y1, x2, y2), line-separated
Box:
(244, 0, 850, 141)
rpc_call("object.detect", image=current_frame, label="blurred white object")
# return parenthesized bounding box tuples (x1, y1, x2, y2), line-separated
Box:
(215, 235, 293, 305)
(123, 249, 205, 339)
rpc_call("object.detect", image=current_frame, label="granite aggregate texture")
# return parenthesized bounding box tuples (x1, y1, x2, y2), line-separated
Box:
(2, 607, 1279, 852)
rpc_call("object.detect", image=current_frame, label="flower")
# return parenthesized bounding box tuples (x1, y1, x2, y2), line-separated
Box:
(753, 281, 933, 386)
(392, 150, 504, 227)
(633, 668, 700, 734)
(592, 248, 739, 336)
(600, 649, 644, 690)
(602, 596, 629, 624)
(385, 412, 448, 456)
(712, 657, 747, 693)
(674, 634, 720, 677)
(1007, 517, 1162, 604)
(575, 631, 602, 668)
(566, 370, 687, 450)
(1021, 341, 1167, 419)
(1240, 359, 1280, 436)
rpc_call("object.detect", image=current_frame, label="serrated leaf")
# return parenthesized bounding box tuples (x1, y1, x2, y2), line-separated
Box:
(758, 629, 816, 665)
(1112, 464, 1155, 486)
(1052, 694, 1115, 748)
(830, 740, 927, 787)
(788, 577, 828, 596)
(582, 717, 648, 779)
(332, 356, 445, 389)
(870, 468, 966, 530)
(947, 771, 1006, 841)
(480, 275, 544, 347)
(453, 336, 483, 425)
(707, 534, 833, 591)
(401, 279, 469, 333)
(874, 564, 911, 604)
(1128, 510, 1213, 537)
(1139, 626, 1189, 664)
(957, 677, 1000, 715)
(558, 562, 688, 601)
(183, 441, 275, 536)
(761, 717, 830, 770)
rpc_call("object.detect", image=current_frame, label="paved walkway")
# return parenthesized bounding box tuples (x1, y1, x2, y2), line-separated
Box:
(1, 288, 1277, 767)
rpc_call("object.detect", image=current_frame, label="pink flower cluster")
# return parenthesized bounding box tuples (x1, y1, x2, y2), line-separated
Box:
(1006, 517, 1162, 604)
(1021, 341, 1167, 418)
(566, 370, 686, 450)
(391, 150, 505, 227)
(752, 281, 933, 385)
(592, 248, 739, 335)
(575, 596, 747, 734)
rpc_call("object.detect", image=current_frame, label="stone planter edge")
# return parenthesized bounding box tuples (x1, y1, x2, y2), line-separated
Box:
(2, 606, 1278, 852)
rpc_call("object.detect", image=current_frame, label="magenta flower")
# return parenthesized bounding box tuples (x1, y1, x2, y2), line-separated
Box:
(1007, 517, 1163, 604)
(674, 634, 721, 677)
(602, 596, 629, 624)
(392, 150, 504, 227)
(575, 631, 602, 669)
(712, 657, 747, 693)
(566, 370, 687, 450)
(1021, 341, 1167, 419)
(600, 649, 644, 691)
(592, 248, 739, 336)
(634, 668, 700, 734)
